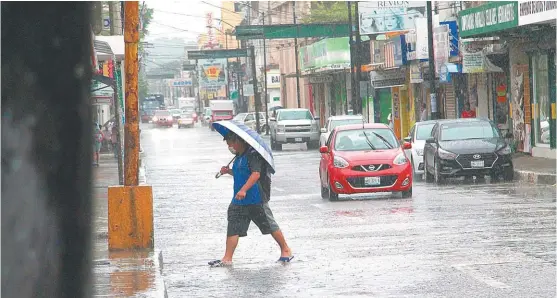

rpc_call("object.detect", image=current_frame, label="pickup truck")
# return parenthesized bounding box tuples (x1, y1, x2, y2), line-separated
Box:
(269, 108, 320, 151)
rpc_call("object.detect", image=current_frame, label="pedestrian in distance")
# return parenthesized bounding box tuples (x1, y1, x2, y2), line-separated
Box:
(461, 102, 476, 118)
(208, 132, 293, 267)
(111, 125, 118, 158)
(93, 123, 103, 167)
(420, 103, 428, 122)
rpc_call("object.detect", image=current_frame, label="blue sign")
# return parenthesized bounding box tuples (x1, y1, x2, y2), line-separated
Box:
(172, 80, 192, 87)
(440, 21, 459, 57)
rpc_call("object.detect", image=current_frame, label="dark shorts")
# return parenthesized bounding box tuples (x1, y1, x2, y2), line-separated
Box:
(227, 202, 280, 237)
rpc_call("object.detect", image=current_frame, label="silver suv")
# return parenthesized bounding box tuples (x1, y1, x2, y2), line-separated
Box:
(269, 108, 320, 150)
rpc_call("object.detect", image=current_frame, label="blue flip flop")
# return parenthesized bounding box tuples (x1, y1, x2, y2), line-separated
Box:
(277, 256, 294, 263)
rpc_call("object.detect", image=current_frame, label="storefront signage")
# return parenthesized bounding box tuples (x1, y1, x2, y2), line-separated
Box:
(434, 24, 450, 76)
(370, 69, 406, 88)
(91, 96, 111, 105)
(267, 71, 281, 88)
(519, 1, 557, 26)
(462, 52, 484, 73)
(458, 1, 519, 38)
(440, 21, 460, 57)
(309, 76, 333, 84)
(171, 80, 193, 87)
(299, 37, 350, 73)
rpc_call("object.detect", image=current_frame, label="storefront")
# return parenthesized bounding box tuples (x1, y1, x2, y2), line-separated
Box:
(517, 0, 557, 157)
(299, 37, 351, 122)
(370, 68, 406, 139)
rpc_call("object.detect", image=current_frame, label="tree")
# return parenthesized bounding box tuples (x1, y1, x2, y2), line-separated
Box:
(301, 1, 356, 24)
(139, 3, 154, 100)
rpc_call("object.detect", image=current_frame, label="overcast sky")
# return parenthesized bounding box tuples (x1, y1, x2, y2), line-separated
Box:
(145, 0, 223, 43)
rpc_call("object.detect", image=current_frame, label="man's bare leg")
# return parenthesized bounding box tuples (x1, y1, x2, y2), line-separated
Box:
(271, 230, 292, 258)
(222, 235, 239, 264)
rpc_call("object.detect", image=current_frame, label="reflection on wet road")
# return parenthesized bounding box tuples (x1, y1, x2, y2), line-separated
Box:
(141, 124, 556, 297)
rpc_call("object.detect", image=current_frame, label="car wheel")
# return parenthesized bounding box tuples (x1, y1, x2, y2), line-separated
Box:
(502, 167, 514, 182)
(319, 173, 328, 199)
(424, 158, 434, 183)
(401, 187, 412, 198)
(434, 158, 445, 184)
(327, 176, 339, 201)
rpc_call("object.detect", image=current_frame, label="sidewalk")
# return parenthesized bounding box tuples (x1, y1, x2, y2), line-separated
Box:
(92, 153, 167, 298)
(512, 153, 556, 185)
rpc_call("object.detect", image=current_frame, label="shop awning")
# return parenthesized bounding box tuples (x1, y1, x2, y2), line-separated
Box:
(95, 36, 124, 61)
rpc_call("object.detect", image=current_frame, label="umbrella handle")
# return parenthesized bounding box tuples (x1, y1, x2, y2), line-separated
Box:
(215, 156, 236, 179)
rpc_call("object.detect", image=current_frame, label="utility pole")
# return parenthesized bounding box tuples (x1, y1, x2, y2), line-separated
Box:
(354, 2, 362, 115)
(347, 1, 355, 115)
(293, 1, 301, 108)
(124, 1, 139, 186)
(426, 1, 439, 120)
(108, 2, 115, 35)
(250, 45, 262, 134)
(262, 12, 269, 135)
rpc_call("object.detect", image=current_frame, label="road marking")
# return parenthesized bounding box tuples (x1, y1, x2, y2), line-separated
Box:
(452, 264, 511, 289)
(273, 187, 285, 192)
(312, 203, 325, 209)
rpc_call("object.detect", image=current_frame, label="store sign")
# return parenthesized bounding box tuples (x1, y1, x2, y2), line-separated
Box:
(267, 71, 281, 88)
(462, 52, 484, 73)
(519, 1, 557, 25)
(198, 58, 228, 88)
(440, 21, 460, 57)
(370, 69, 405, 88)
(358, 1, 426, 35)
(243, 84, 254, 96)
(458, 1, 519, 38)
(299, 37, 350, 73)
(91, 97, 111, 105)
(309, 76, 333, 84)
(414, 17, 430, 60)
(171, 80, 193, 87)
(434, 24, 450, 76)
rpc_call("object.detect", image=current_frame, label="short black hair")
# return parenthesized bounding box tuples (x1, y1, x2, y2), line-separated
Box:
(224, 132, 240, 142)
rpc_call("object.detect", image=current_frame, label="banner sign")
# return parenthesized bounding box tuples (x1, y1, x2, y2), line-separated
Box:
(198, 58, 228, 88)
(370, 68, 406, 88)
(519, 1, 557, 26)
(434, 24, 450, 76)
(440, 20, 460, 57)
(171, 80, 193, 87)
(458, 1, 519, 38)
(358, 1, 426, 35)
(267, 71, 281, 88)
(309, 76, 333, 84)
(299, 37, 350, 73)
(409, 62, 423, 83)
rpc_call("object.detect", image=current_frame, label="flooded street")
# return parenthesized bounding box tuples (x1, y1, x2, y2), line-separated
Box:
(141, 124, 556, 297)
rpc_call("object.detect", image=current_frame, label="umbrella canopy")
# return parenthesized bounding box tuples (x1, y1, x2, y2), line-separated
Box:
(212, 120, 275, 174)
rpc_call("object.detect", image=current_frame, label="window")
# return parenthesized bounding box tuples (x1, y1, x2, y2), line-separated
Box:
(277, 110, 313, 121)
(408, 125, 415, 140)
(334, 128, 398, 151)
(234, 113, 247, 121)
(416, 123, 435, 140)
(440, 122, 500, 141)
(245, 114, 255, 121)
(326, 129, 335, 147)
(533, 54, 550, 145)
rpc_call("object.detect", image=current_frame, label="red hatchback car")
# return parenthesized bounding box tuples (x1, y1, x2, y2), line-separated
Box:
(319, 123, 413, 200)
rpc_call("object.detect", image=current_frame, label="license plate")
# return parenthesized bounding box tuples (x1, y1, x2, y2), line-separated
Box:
(470, 160, 484, 168)
(364, 177, 381, 186)
(295, 138, 302, 142)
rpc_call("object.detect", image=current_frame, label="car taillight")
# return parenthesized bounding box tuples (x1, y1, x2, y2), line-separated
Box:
(152, 117, 158, 122)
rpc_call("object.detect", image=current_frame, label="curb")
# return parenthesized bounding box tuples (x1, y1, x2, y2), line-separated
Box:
(514, 170, 556, 185)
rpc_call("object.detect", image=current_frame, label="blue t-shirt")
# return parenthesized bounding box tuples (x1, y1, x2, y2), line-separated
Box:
(231, 149, 270, 205)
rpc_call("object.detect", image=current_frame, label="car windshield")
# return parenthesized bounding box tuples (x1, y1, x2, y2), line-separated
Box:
(330, 119, 363, 130)
(181, 112, 193, 118)
(234, 113, 247, 121)
(440, 122, 500, 141)
(155, 110, 171, 117)
(171, 109, 181, 115)
(416, 123, 435, 140)
(278, 110, 312, 121)
(334, 128, 398, 151)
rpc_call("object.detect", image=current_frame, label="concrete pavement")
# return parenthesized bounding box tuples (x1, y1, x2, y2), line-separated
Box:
(137, 124, 555, 297)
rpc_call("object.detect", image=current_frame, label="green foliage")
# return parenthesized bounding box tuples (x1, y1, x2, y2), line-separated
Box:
(139, 3, 154, 100)
(301, 1, 356, 24)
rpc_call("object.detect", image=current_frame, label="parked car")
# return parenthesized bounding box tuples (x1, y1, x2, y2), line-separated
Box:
(269, 108, 320, 151)
(153, 110, 173, 128)
(320, 115, 364, 147)
(403, 120, 437, 177)
(177, 111, 195, 128)
(319, 123, 413, 201)
(423, 118, 514, 183)
(234, 112, 267, 132)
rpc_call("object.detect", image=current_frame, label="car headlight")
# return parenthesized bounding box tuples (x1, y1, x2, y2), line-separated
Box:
(416, 149, 424, 156)
(333, 156, 349, 168)
(497, 145, 512, 155)
(276, 125, 285, 133)
(152, 117, 158, 122)
(438, 148, 458, 159)
(311, 123, 319, 132)
(393, 153, 408, 165)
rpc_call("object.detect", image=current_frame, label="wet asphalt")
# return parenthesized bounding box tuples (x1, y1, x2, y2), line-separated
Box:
(140, 123, 556, 298)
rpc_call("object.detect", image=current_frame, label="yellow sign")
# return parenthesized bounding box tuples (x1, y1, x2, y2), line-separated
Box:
(205, 65, 221, 80)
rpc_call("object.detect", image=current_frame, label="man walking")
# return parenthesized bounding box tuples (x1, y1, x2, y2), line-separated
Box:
(209, 132, 293, 267)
